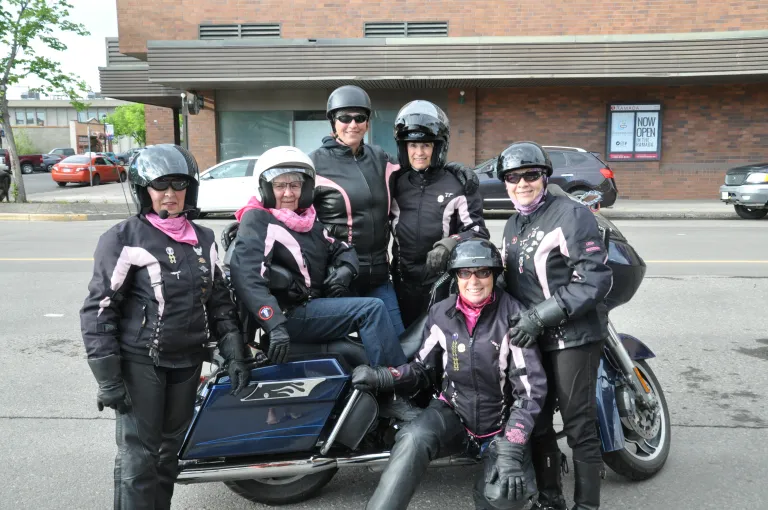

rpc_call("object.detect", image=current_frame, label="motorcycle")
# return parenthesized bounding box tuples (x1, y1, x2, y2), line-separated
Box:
(178, 195, 670, 505)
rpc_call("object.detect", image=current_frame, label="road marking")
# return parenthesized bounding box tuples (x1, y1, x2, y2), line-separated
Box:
(44, 314, 64, 318)
(0, 258, 94, 261)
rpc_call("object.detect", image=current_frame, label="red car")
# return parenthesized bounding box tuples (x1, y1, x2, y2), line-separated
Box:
(51, 155, 126, 187)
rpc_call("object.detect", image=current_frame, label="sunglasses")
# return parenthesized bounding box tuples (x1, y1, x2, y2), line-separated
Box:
(503, 170, 545, 184)
(149, 179, 190, 191)
(272, 181, 303, 191)
(335, 114, 369, 124)
(456, 268, 494, 280)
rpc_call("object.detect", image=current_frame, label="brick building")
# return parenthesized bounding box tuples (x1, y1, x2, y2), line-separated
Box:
(99, 0, 768, 199)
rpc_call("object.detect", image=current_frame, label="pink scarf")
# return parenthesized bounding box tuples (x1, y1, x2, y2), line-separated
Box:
(145, 212, 199, 245)
(455, 292, 496, 335)
(235, 197, 317, 233)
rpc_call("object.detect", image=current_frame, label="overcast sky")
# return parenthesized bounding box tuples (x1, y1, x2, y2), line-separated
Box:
(6, 0, 117, 99)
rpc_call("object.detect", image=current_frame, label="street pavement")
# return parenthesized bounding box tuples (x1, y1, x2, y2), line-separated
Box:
(1, 219, 767, 509)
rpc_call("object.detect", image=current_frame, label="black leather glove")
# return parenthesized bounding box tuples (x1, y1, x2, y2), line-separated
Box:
(425, 244, 450, 276)
(509, 298, 567, 349)
(218, 332, 250, 395)
(267, 324, 291, 365)
(351, 365, 395, 393)
(87, 355, 132, 414)
(485, 438, 528, 502)
(323, 264, 355, 298)
(446, 162, 480, 195)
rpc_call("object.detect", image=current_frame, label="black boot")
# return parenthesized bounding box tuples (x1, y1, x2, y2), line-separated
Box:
(378, 393, 422, 422)
(571, 461, 601, 510)
(531, 451, 567, 510)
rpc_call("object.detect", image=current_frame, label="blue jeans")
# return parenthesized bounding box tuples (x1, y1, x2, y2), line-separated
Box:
(360, 282, 405, 337)
(284, 297, 407, 367)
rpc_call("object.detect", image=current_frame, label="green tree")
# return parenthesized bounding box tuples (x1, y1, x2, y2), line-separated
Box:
(0, 0, 89, 202)
(105, 103, 146, 146)
(11, 127, 37, 154)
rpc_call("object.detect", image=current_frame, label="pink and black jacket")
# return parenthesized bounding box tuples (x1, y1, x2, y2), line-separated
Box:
(502, 193, 613, 352)
(229, 207, 359, 334)
(389, 291, 547, 443)
(80, 216, 240, 366)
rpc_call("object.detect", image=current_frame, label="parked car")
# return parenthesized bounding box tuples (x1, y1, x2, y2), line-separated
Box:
(719, 162, 768, 219)
(51, 155, 127, 187)
(197, 157, 259, 215)
(49, 148, 75, 157)
(1, 149, 45, 174)
(475, 145, 618, 210)
(117, 147, 143, 164)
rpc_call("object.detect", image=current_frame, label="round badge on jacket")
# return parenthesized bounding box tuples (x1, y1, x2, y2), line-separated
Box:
(258, 306, 274, 320)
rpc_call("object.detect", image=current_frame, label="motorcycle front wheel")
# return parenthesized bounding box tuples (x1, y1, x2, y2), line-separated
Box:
(603, 359, 671, 480)
(225, 469, 338, 505)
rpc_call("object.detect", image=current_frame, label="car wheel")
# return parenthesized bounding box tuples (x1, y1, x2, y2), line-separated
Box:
(91, 174, 101, 186)
(21, 163, 34, 174)
(47, 164, 54, 172)
(57, 182, 67, 188)
(734, 205, 768, 220)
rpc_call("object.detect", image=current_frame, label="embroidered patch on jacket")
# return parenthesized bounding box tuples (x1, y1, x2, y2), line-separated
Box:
(586, 246, 601, 253)
(258, 306, 274, 320)
(388, 367, 401, 378)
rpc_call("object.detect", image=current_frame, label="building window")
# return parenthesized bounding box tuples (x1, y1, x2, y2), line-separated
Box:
(370, 110, 398, 157)
(199, 23, 281, 40)
(78, 110, 88, 122)
(87, 108, 98, 121)
(364, 21, 448, 38)
(14, 110, 24, 125)
(26, 111, 35, 125)
(218, 111, 293, 161)
(35, 110, 46, 126)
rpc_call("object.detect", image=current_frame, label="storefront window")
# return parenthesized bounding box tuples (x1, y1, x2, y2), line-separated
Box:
(218, 111, 292, 161)
(370, 110, 398, 157)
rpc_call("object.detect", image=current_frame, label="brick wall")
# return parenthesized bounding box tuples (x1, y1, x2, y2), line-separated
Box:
(474, 84, 768, 199)
(117, 0, 768, 56)
(187, 91, 218, 171)
(446, 88, 476, 166)
(144, 105, 175, 145)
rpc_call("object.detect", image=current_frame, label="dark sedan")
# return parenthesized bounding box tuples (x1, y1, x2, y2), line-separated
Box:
(476, 146, 618, 210)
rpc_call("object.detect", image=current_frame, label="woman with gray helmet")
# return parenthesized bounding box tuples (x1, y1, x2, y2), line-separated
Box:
(389, 100, 489, 328)
(310, 85, 480, 335)
(353, 239, 547, 510)
(80, 144, 250, 509)
(498, 142, 613, 510)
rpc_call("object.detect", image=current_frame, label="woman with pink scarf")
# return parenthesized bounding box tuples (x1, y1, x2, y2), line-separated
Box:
(229, 146, 417, 421)
(80, 145, 249, 509)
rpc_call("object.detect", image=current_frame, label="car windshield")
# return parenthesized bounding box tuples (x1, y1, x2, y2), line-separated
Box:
(62, 156, 90, 164)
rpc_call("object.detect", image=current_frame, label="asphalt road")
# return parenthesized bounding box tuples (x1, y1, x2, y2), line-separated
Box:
(1, 219, 767, 509)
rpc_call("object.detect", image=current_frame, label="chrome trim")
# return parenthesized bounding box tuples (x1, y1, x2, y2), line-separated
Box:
(320, 389, 361, 456)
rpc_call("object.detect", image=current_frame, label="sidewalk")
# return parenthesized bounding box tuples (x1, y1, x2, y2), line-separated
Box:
(0, 198, 744, 221)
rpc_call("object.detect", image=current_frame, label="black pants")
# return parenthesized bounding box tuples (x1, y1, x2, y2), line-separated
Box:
(531, 340, 604, 464)
(366, 399, 535, 510)
(394, 279, 432, 329)
(114, 360, 201, 510)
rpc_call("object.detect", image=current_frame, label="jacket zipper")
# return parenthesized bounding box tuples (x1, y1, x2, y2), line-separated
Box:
(353, 152, 376, 278)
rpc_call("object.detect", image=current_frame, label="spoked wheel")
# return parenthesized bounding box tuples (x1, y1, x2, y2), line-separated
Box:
(603, 360, 671, 480)
(225, 469, 338, 505)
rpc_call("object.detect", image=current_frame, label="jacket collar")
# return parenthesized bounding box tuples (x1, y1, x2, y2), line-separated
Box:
(321, 135, 367, 158)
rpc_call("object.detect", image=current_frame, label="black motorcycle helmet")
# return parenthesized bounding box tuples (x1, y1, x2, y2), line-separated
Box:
(495, 141, 553, 182)
(129, 144, 200, 218)
(447, 239, 504, 274)
(394, 100, 450, 171)
(326, 85, 372, 132)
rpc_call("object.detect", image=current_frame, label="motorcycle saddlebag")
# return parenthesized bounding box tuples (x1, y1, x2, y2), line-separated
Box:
(180, 358, 348, 460)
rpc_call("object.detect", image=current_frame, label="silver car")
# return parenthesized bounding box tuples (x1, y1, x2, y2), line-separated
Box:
(719, 163, 768, 219)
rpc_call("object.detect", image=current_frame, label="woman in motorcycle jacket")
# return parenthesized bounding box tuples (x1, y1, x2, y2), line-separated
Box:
(352, 239, 547, 510)
(310, 85, 480, 334)
(229, 146, 416, 419)
(80, 145, 250, 510)
(390, 100, 489, 328)
(498, 142, 613, 510)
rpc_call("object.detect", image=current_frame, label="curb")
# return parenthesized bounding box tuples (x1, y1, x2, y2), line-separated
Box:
(0, 213, 131, 222)
(599, 212, 739, 220)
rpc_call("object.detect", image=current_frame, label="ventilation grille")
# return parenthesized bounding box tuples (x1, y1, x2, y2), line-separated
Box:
(199, 23, 281, 40)
(105, 38, 142, 65)
(364, 21, 448, 38)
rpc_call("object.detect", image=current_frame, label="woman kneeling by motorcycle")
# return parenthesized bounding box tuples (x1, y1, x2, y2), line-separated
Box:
(353, 239, 547, 510)
(229, 146, 416, 420)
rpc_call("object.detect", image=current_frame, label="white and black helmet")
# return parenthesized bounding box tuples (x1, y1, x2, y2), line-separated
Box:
(253, 146, 316, 209)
